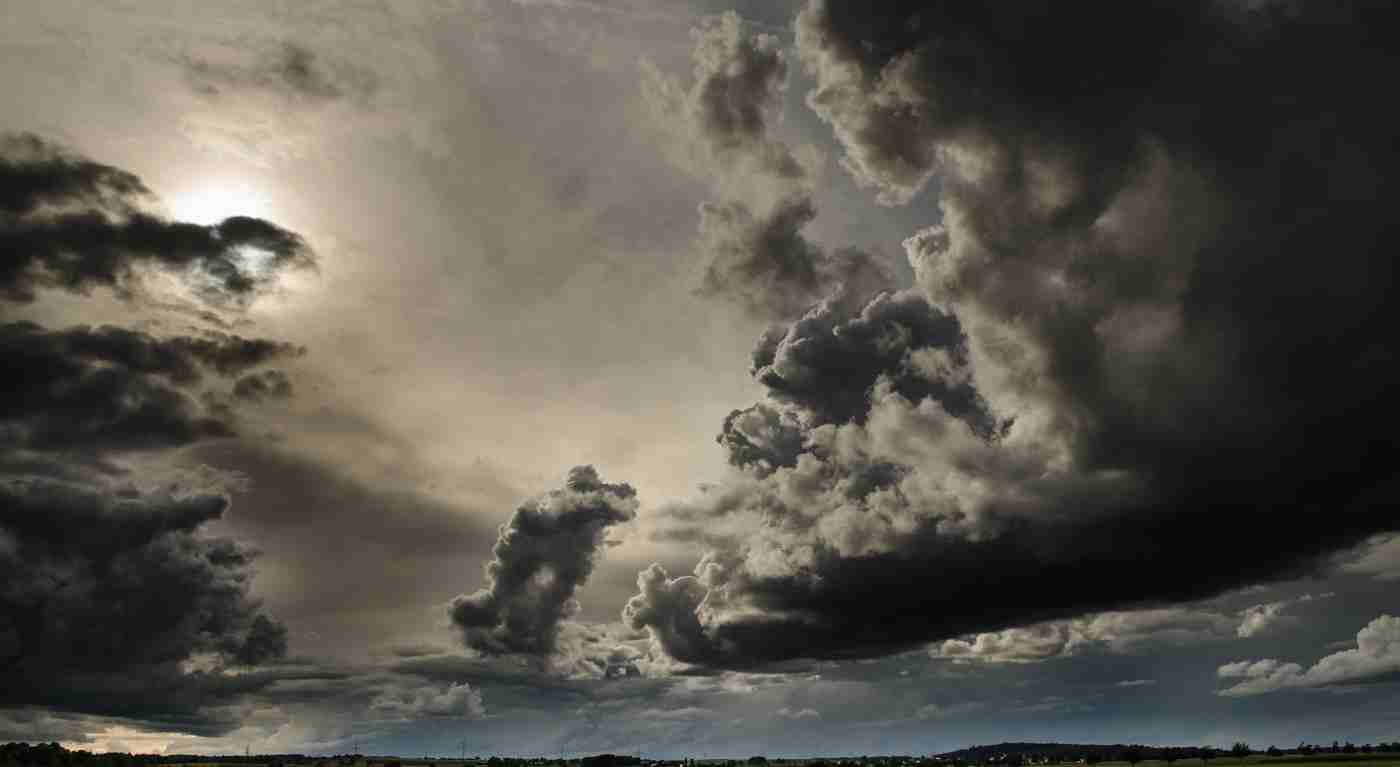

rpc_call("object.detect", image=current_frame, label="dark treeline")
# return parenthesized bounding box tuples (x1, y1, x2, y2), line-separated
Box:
(933, 743, 1400, 766)
(8, 743, 1400, 767)
(0, 744, 320, 767)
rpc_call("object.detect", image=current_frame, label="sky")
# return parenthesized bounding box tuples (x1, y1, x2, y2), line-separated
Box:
(1, 0, 1398, 757)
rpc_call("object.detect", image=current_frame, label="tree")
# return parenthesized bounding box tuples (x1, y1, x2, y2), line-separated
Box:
(1230, 744, 1250, 760)
(1199, 748, 1215, 767)
(1122, 748, 1144, 767)
(1163, 749, 1179, 767)
(1264, 748, 1280, 758)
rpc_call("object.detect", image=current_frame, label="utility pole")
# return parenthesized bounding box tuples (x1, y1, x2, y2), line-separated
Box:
(460, 739, 469, 763)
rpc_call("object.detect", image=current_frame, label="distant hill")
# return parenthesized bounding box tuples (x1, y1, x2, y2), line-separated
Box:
(931, 744, 1400, 766)
(935, 743, 1206, 763)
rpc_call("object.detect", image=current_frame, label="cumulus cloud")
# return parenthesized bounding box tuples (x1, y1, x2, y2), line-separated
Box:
(624, 0, 1400, 670)
(750, 290, 995, 431)
(0, 133, 313, 305)
(1236, 594, 1332, 639)
(0, 477, 288, 728)
(716, 402, 806, 477)
(370, 681, 484, 720)
(930, 593, 1335, 664)
(932, 607, 1237, 664)
(1218, 615, 1400, 696)
(451, 466, 638, 657)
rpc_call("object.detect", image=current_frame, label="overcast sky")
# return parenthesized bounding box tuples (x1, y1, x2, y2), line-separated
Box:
(3, 0, 1399, 757)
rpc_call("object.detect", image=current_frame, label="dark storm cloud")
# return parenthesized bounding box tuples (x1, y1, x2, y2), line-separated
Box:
(450, 466, 638, 657)
(0, 133, 145, 216)
(749, 289, 997, 431)
(626, 0, 1400, 669)
(181, 41, 377, 103)
(716, 403, 805, 476)
(0, 477, 288, 729)
(0, 321, 299, 455)
(695, 194, 889, 321)
(0, 133, 313, 305)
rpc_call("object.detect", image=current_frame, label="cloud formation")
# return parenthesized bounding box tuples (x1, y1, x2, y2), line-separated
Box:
(1218, 615, 1400, 696)
(695, 194, 889, 321)
(0, 133, 312, 736)
(626, 0, 1400, 670)
(0, 477, 287, 728)
(932, 608, 1237, 664)
(642, 11, 801, 180)
(932, 592, 1338, 664)
(750, 290, 994, 430)
(451, 466, 638, 657)
(370, 681, 484, 720)
(181, 41, 377, 104)
(645, 13, 889, 320)
(0, 133, 313, 305)
(0, 321, 300, 457)
(232, 369, 294, 402)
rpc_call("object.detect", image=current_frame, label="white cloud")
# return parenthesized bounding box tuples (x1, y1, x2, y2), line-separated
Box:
(916, 701, 985, 720)
(1342, 534, 1400, 581)
(1115, 679, 1157, 688)
(933, 593, 1339, 664)
(932, 606, 1236, 663)
(1217, 614, 1400, 696)
(1236, 593, 1334, 638)
(370, 681, 485, 719)
(776, 706, 820, 720)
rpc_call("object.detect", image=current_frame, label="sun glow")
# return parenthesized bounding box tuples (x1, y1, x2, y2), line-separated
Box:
(167, 178, 272, 226)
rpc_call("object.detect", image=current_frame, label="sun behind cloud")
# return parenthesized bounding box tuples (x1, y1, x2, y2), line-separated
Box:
(167, 176, 272, 225)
